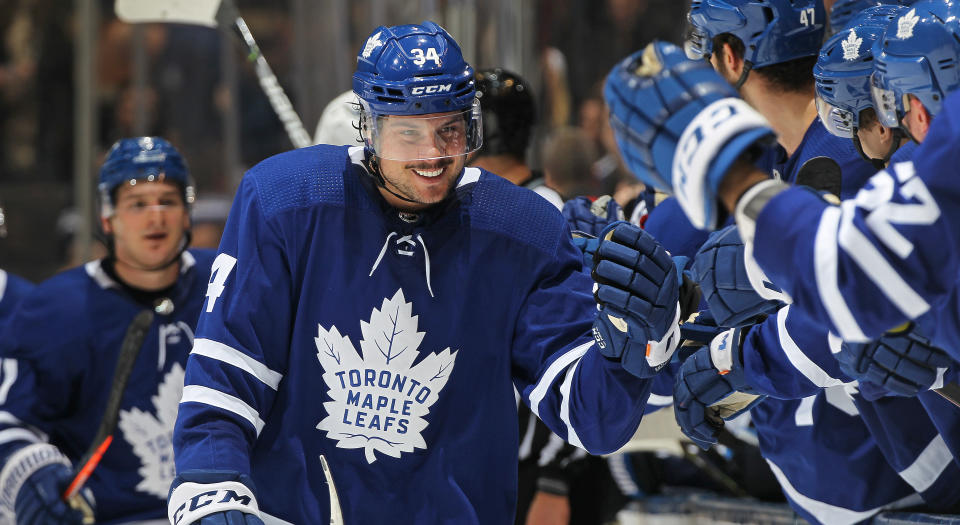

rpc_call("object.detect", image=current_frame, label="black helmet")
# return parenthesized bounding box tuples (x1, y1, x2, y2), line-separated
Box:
(474, 68, 535, 160)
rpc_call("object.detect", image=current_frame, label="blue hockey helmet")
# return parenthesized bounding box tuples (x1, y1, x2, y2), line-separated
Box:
(98, 136, 195, 219)
(815, 5, 907, 137)
(353, 21, 482, 162)
(828, 0, 916, 36)
(871, 1, 960, 128)
(686, 0, 826, 68)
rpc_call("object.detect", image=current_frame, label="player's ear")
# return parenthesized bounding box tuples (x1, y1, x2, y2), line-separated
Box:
(101, 216, 113, 235)
(721, 42, 744, 77)
(906, 95, 932, 139)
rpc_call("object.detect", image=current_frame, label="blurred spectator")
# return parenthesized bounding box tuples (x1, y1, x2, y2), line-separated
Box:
(541, 126, 598, 206)
(55, 207, 107, 271)
(190, 194, 232, 249)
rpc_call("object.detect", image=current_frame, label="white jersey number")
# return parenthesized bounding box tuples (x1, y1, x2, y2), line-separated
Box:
(800, 7, 816, 26)
(411, 47, 441, 67)
(205, 253, 237, 313)
(854, 161, 941, 259)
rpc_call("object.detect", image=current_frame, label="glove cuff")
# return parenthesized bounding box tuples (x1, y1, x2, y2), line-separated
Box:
(168, 473, 261, 525)
(0, 443, 71, 515)
(673, 98, 773, 230)
(708, 327, 754, 393)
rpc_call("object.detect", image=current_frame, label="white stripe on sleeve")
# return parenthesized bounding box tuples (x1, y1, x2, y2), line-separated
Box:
(180, 385, 266, 435)
(191, 339, 283, 390)
(528, 341, 592, 418)
(776, 307, 844, 388)
(558, 357, 585, 450)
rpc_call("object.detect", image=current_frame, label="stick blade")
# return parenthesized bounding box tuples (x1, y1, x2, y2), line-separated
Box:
(115, 0, 222, 27)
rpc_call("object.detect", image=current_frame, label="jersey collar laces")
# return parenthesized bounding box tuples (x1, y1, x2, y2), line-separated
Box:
(369, 231, 434, 297)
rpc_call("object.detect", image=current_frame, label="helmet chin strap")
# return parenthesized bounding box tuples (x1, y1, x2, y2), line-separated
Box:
(851, 127, 904, 170)
(734, 61, 753, 91)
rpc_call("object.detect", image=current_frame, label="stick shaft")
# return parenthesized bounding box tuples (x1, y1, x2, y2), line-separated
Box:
(231, 15, 311, 149)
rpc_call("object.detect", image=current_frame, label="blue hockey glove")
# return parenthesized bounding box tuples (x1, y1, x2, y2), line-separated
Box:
(673, 327, 765, 450)
(836, 323, 953, 397)
(692, 225, 784, 328)
(563, 195, 624, 237)
(592, 221, 681, 378)
(168, 470, 264, 525)
(604, 41, 775, 230)
(0, 444, 94, 525)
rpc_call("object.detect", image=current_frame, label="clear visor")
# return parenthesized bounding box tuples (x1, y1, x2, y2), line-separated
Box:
(684, 28, 709, 60)
(815, 96, 854, 138)
(361, 99, 483, 162)
(870, 74, 901, 129)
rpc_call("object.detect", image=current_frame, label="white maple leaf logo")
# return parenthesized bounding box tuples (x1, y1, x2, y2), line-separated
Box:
(117, 363, 184, 498)
(315, 289, 458, 464)
(897, 9, 919, 40)
(842, 30, 862, 61)
(362, 31, 384, 59)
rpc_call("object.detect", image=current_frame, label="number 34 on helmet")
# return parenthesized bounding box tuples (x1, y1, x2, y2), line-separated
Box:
(353, 21, 483, 163)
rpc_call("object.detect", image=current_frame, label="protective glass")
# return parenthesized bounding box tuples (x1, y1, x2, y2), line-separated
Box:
(870, 74, 902, 129)
(361, 99, 483, 162)
(815, 96, 854, 138)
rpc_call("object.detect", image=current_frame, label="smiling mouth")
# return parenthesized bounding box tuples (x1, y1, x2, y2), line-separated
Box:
(412, 167, 444, 178)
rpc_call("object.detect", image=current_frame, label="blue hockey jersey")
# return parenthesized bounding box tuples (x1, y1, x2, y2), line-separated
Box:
(767, 116, 875, 199)
(173, 145, 658, 525)
(0, 270, 33, 335)
(751, 388, 926, 525)
(651, 116, 957, 521)
(0, 250, 214, 524)
(751, 89, 960, 344)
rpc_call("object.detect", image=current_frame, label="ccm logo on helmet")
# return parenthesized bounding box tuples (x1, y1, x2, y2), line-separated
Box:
(411, 84, 453, 95)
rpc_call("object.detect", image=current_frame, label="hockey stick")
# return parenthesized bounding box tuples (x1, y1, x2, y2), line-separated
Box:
(320, 455, 344, 525)
(61, 309, 155, 515)
(114, 0, 312, 149)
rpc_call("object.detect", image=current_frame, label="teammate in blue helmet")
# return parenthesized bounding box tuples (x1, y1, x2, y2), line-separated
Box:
(0, 136, 215, 524)
(816, 5, 909, 168)
(168, 21, 686, 525)
(871, 1, 960, 143)
(98, 137, 196, 274)
(686, 0, 826, 89)
(680, 0, 874, 199)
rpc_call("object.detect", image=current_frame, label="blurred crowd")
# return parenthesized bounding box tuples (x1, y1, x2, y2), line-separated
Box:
(0, 0, 687, 281)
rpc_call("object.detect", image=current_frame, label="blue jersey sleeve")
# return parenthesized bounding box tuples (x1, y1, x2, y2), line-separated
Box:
(512, 215, 654, 455)
(740, 306, 851, 399)
(174, 172, 292, 476)
(0, 284, 84, 463)
(751, 90, 960, 342)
